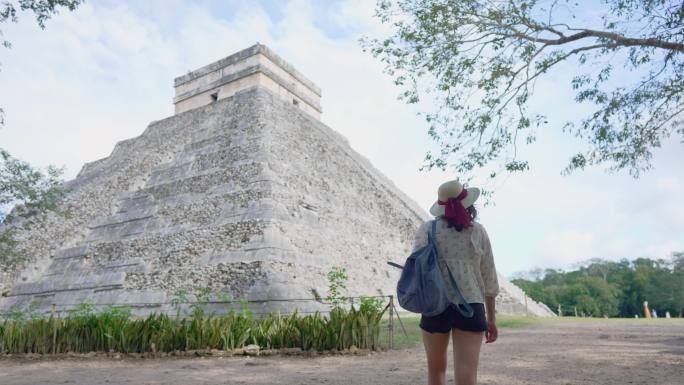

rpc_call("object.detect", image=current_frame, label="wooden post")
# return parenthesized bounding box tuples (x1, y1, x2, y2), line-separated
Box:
(389, 295, 395, 350)
(393, 301, 408, 337)
(51, 304, 57, 355)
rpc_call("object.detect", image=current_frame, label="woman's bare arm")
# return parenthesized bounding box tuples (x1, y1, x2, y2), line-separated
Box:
(485, 295, 498, 343)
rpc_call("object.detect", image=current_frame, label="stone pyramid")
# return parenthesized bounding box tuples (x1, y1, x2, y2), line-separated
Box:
(0, 43, 554, 317)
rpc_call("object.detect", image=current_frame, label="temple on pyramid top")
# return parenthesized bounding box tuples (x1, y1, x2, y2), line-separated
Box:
(173, 43, 322, 119)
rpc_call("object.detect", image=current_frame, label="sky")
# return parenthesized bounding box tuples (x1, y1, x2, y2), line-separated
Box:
(0, 0, 682, 278)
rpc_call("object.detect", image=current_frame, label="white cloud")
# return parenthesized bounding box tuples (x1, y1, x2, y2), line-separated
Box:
(0, 0, 682, 277)
(537, 230, 597, 266)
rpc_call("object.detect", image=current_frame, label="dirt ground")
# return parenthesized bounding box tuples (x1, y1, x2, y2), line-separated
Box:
(1, 320, 682, 385)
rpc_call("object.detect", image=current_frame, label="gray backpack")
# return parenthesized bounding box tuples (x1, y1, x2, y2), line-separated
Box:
(395, 220, 474, 317)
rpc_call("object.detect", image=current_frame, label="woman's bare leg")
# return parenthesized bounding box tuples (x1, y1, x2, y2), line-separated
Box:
(422, 330, 451, 385)
(451, 329, 484, 385)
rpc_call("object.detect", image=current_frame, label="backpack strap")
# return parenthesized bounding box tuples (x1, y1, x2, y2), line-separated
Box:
(431, 219, 475, 318)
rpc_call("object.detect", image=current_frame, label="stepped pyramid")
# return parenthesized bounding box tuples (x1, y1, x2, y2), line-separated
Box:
(0, 43, 554, 317)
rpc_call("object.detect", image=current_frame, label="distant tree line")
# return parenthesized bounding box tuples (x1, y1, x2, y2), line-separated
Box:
(512, 253, 684, 318)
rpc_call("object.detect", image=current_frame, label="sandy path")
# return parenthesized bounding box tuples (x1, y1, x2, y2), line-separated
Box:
(1, 321, 682, 385)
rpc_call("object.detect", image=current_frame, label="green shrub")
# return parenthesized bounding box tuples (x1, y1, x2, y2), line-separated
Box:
(0, 299, 387, 354)
(325, 267, 348, 309)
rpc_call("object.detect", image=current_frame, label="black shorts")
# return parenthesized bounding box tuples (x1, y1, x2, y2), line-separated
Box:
(419, 303, 487, 333)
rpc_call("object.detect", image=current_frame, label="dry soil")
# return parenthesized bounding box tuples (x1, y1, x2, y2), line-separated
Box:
(1, 320, 682, 385)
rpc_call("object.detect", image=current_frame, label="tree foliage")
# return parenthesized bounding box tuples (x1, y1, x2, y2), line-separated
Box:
(0, 0, 81, 263)
(361, 0, 684, 182)
(1, 0, 83, 124)
(0, 149, 65, 222)
(513, 253, 684, 317)
(0, 149, 68, 268)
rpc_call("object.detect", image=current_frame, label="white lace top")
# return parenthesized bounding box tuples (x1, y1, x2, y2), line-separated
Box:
(410, 218, 500, 304)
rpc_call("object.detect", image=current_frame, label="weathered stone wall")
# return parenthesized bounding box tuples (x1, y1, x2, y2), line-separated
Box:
(0, 102, 199, 296)
(0, 84, 554, 318)
(2, 85, 411, 317)
(0, 88, 280, 316)
(253, 88, 428, 301)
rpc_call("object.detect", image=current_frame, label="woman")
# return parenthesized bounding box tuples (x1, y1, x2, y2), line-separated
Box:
(411, 179, 500, 385)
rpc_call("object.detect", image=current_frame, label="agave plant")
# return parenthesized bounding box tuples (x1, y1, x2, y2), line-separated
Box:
(0, 296, 389, 354)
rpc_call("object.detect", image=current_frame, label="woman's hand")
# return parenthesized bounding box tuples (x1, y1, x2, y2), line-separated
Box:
(484, 295, 497, 343)
(485, 320, 498, 343)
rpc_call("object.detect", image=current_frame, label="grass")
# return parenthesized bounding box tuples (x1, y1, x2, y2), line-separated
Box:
(379, 314, 684, 350)
(532, 316, 684, 326)
(378, 314, 547, 350)
(496, 315, 545, 328)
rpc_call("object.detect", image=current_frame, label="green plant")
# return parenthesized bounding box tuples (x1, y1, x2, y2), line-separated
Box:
(190, 287, 212, 319)
(325, 266, 348, 309)
(0, 295, 391, 355)
(0, 149, 68, 267)
(238, 299, 254, 320)
(170, 289, 189, 319)
(6, 305, 25, 321)
(68, 300, 95, 318)
(358, 296, 384, 314)
(170, 287, 222, 320)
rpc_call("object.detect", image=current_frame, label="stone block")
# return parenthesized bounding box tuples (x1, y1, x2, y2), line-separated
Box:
(9, 272, 126, 297)
(45, 258, 85, 275)
(54, 245, 88, 260)
(147, 161, 194, 186)
(102, 258, 150, 274)
(89, 208, 155, 229)
(116, 193, 154, 214)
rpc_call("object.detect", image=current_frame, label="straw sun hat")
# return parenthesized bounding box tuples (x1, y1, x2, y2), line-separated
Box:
(429, 180, 481, 217)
